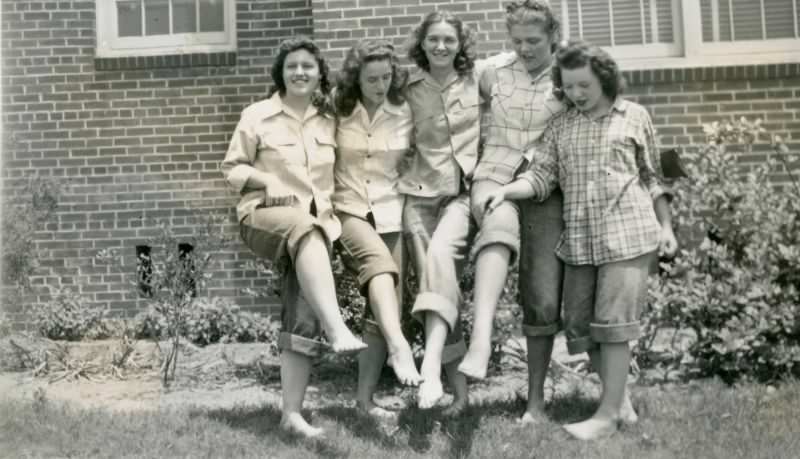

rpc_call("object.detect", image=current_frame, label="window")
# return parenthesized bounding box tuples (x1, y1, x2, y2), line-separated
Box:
(96, 0, 237, 58)
(552, 0, 800, 69)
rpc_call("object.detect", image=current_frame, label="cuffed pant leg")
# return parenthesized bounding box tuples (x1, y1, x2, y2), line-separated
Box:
(562, 263, 598, 355)
(589, 253, 653, 344)
(277, 265, 326, 357)
(518, 190, 565, 338)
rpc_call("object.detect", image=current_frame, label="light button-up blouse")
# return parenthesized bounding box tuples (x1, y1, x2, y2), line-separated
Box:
(333, 100, 413, 234)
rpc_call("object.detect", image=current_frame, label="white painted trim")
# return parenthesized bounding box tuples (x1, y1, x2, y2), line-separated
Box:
(96, 0, 237, 58)
(616, 50, 800, 70)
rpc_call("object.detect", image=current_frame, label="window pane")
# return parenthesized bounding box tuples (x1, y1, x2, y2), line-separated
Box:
(172, 0, 197, 33)
(612, 0, 644, 45)
(582, 1, 613, 45)
(764, 0, 796, 39)
(700, 0, 713, 41)
(731, 0, 763, 40)
(199, 0, 225, 32)
(144, 0, 170, 36)
(656, 0, 674, 42)
(117, 1, 142, 37)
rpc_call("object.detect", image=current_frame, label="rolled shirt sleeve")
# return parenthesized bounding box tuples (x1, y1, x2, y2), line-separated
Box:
(221, 117, 259, 193)
(519, 125, 559, 202)
(634, 107, 671, 202)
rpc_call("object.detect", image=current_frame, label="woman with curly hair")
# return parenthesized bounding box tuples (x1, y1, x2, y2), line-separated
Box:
(399, 10, 483, 413)
(485, 40, 677, 440)
(457, 1, 566, 426)
(331, 39, 422, 418)
(221, 36, 365, 438)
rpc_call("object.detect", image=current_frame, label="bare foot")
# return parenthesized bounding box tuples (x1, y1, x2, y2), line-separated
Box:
(563, 418, 618, 441)
(386, 345, 422, 386)
(620, 394, 638, 425)
(280, 412, 325, 438)
(358, 402, 398, 421)
(417, 378, 444, 409)
(442, 396, 468, 417)
(328, 328, 367, 354)
(517, 410, 547, 425)
(456, 347, 491, 380)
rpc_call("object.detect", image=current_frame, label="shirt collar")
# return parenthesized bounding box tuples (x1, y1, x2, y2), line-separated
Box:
(259, 92, 321, 122)
(341, 99, 403, 122)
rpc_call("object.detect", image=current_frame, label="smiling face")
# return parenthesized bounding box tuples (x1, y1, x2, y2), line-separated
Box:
(509, 22, 554, 75)
(282, 49, 320, 99)
(358, 59, 393, 109)
(561, 64, 609, 116)
(422, 21, 460, 72)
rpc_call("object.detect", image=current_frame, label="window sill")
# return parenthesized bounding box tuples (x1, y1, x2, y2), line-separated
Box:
(94, 52, 237, 71)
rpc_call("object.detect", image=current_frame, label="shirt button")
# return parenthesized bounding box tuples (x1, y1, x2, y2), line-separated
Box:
(366, 179, 371, 184)
(367, 133, 372, 138)
(366, 154, 371, 158)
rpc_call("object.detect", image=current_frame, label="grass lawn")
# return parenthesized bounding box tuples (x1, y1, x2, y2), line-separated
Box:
(2, 378, 799, 459)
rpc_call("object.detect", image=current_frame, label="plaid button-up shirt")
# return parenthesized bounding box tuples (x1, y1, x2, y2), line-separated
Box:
(333, 100, 413, 234)
(519, 98, 667, 265)
(475, 52, 564, 184)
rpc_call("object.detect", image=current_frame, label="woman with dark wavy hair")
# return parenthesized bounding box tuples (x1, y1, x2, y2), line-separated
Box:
(331, 40, 421, 419)
(398, 10, 483, 414)
(221, 36, 365, 438)
(485, 40, 677, 440)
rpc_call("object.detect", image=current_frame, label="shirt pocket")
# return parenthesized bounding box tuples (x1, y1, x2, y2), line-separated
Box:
(259, 132, 305, 166)
(313, 133, 337, 167)
(608, 137, 638, 175)
(384, 135, 410, 178)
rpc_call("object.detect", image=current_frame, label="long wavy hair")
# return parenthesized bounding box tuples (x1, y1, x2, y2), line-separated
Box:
(407, 10, 477, 77)
(334, 39, 408, 117)
(505, 0, 561, 53)
(268, 36, 333, 114)
(552, 39, 625, 106)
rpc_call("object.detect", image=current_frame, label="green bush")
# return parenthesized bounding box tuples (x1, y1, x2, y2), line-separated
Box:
(2, 176, 62, 290)
(639, 118, 800, 383)
(133, 297, 279, 347)
(33, 288, 115, 341)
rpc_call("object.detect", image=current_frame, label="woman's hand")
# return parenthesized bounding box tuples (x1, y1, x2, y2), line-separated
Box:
(484, 187, 508, 213)
(658, 225, 678, 258)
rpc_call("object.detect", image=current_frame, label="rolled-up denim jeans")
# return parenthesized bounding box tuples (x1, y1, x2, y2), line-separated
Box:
(518, 189, 565, 337)
(403, 193, 474, 363)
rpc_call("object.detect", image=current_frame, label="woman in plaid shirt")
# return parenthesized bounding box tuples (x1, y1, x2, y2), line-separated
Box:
(486, 40, 677, 440)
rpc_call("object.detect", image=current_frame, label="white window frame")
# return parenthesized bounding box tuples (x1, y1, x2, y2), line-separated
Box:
(560, 0, 800, 70)
(96, 0, 237, 58)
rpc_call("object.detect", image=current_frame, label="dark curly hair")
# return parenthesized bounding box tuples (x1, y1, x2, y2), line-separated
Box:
(505, 0, 561, 52)
(407, 10, 477, 77)
(334, 39, 408, 117)
(268, 36, 333, 114)
(552, 39, 625, 106)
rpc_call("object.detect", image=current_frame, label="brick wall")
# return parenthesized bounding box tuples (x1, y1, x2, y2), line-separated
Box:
(2, 0, 799, 325)
(311, 0, 800, 184)
(1, 0, 316, 323)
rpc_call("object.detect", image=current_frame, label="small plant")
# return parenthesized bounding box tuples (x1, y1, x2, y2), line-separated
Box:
(97, 214, 232, 387)
(33, 287, 113, 341)
(638, 118, 800, 383)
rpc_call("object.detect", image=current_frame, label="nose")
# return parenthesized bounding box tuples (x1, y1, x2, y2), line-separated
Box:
(435, 40, 446, 51)
(376, 79, 387, 92)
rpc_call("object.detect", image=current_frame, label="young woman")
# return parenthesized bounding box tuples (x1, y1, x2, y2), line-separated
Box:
(485, 40, 677, 440)
(400, 10, 482, 413)
(458, 5, 566, 424)
(221, 36, 366, 438)
(332, 39, 422, 417)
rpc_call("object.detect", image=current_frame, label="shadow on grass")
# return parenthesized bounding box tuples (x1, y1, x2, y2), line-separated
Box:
(196, 405, 349, 459)
(546, 390, 600, 423)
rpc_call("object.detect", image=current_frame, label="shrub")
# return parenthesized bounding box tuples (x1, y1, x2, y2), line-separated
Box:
(33, 288, 114, 341)
(2, 176, 62, 295)
(638, 118, 800, 383)
(133, 297, 279, 348)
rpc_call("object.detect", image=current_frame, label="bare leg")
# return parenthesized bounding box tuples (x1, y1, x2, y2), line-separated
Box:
(588, 347, 637, 424)
(295, 230, 365, 353)
(564, 343, 630, 440)
(356, 332, 396, 419)
(458, 244, 511, 380)
(519, 335, 554, 424)
(367, 274, 421, 386)
(279, 350, 324, 438)
(417, 312, 449, 409)
(442, 359, 469, 416)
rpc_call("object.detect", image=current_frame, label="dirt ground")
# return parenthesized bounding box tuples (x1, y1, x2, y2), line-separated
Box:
(0, 334, 598, 413)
